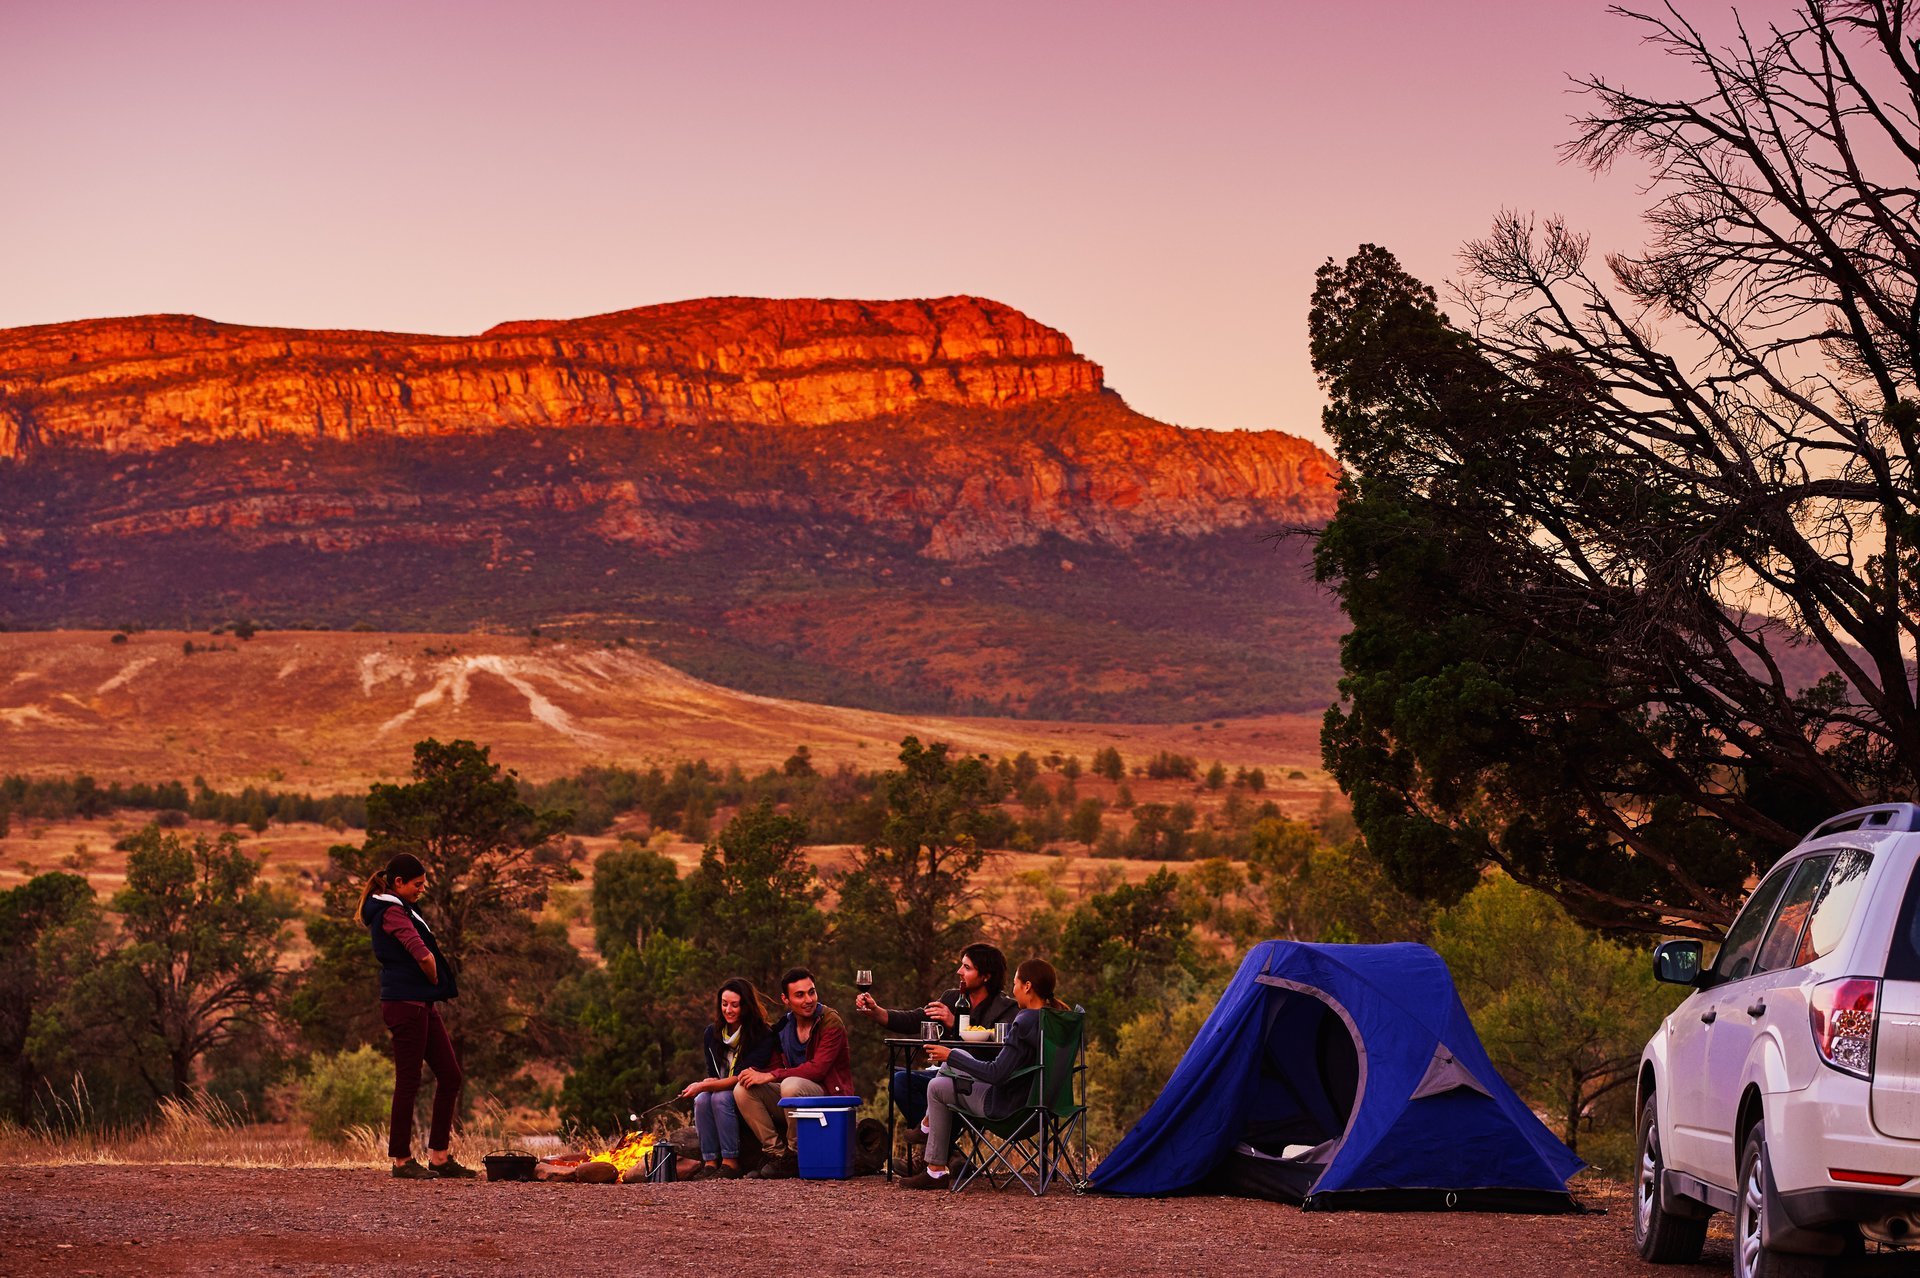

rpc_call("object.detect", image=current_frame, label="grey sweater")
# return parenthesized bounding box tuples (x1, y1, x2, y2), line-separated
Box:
(942, 1008, 1044, 1122)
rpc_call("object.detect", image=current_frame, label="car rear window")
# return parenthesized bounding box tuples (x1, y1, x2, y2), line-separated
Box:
(1887, 857, 1920, 981)
(1797, 849, 1872, 967)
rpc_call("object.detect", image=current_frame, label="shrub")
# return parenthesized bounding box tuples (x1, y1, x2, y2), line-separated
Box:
(1086, 990, 1219, 1147)
(298, 1046, 391, 1142)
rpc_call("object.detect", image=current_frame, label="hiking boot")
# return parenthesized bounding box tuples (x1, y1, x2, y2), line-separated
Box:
(896, 1168, 953, 1191)
(429, 1156, 478, 1180)
(906, 1126, 929, 1146)
(751, 1152, 798, 1180)
(391, 1159, 435, 1180)
(713, 1163, 743, 1179)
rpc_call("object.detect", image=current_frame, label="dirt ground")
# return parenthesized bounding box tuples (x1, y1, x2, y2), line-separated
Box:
(0, 1167, 1773, 1278)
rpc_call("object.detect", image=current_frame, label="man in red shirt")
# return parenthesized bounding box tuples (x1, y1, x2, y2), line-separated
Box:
(734, 967, 855, 1178)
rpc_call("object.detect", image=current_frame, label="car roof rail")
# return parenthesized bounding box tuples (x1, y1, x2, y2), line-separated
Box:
(1804, 803, 1920, 842)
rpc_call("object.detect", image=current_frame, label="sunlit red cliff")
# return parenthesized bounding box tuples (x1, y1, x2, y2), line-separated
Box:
(0, 297, 1344, 720)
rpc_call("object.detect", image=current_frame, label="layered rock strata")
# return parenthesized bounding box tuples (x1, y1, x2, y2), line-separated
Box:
(0, 297, 1102, 457)
(0, 296, 1339, 560)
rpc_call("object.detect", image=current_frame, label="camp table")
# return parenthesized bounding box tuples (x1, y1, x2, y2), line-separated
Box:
(882, 1035, 1006, 1181)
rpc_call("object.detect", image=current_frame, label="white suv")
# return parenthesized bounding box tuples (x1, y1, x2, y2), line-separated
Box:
(1635, 802, 1920, 1276)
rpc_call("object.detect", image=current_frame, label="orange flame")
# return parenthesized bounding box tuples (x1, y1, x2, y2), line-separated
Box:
(588, 1131, 659, 1177)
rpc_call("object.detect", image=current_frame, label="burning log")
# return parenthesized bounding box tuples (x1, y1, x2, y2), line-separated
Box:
(532, 1131, 664, 1184)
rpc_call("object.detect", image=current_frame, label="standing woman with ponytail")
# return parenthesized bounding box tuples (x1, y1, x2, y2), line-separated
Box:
(360, 854, 476, 1179)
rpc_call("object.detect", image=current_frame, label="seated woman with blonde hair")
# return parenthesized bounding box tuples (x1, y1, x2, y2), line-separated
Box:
(896, 958, 1069, 1190)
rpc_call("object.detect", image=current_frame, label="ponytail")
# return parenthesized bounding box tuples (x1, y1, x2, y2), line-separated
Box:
(357, 853, 427, 914)
(1015, 958, 1069, 1012)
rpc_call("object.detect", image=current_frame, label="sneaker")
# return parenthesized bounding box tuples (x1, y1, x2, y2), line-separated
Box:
(391, 1159, 435, 1180)
(751, 1153, 798, 1180)
(429, 1156, 479, 1180)
(714, 1163, 743, 1180)
(896, 1168, 952, 1191)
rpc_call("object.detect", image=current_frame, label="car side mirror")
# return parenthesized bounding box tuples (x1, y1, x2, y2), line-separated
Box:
(1653, 940, 1706, 986)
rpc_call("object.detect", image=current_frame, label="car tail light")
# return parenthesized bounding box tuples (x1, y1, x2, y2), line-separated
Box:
(1809, 977, 1879, 1078)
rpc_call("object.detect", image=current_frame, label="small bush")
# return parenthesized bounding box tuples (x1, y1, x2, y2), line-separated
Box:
(1087, 991, 1219, 1149)
(298, 1046, 391, 1142)
(110, 632, 128, 645)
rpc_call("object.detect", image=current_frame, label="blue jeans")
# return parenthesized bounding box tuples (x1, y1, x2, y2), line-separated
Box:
(693, 1087, 740, 1160)
(892, 1068, 935, 1125)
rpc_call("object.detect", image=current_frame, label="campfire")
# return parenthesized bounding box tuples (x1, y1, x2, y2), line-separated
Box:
(589, 1131, 660, 1179)
(527, 1128, 669, 1184)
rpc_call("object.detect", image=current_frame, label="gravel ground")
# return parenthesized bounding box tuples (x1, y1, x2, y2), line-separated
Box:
(0, 1167, 1773, 1278)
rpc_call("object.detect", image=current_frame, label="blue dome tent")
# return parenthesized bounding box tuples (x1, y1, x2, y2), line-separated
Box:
(1089, 941, 1585, 1210)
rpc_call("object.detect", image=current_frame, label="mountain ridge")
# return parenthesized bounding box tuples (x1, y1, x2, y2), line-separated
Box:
(0, 296, 1112, 458)
(0, 297, 1345, 720)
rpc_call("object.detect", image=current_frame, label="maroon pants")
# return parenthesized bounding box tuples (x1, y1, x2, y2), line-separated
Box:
(381, 1000, 463, 1159)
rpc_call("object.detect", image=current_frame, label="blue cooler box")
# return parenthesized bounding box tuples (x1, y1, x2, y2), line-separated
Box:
(778, 1095, 861, 1180)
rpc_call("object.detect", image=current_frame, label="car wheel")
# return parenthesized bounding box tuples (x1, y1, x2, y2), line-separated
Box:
(1635, 1094, 1707, 1263)
(1735, 1125, 1831, 1278)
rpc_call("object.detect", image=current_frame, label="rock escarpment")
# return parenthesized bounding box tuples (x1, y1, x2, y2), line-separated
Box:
(0, 297, 1101, 456)
(0, 295, 1337, 559)
(0, 297, 1345, 719)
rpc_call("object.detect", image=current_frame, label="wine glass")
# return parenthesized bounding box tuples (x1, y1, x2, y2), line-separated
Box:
(855, 968, 873, 998)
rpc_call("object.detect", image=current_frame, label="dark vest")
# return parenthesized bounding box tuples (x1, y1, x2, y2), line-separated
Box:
(361, 895, 456, 1002)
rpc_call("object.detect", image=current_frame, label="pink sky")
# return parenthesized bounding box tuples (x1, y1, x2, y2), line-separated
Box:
(0, 1, 1785, 448)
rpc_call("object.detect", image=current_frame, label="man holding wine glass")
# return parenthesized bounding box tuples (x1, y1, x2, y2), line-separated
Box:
(853, 943, 1017, 1135)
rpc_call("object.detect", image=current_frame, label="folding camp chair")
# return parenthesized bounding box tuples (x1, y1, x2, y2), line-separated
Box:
(950, 1008, 1088, 1195)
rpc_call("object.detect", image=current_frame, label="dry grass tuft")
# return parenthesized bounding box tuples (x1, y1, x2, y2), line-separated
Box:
(0, 1085, 503, 1169)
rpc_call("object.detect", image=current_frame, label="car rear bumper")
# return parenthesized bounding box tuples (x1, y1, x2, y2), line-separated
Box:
(1778, 1184, 1920, 1231)
(1770, 1068, 1920, 1200)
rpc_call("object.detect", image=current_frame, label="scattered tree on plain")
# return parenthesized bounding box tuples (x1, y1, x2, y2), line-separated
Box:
(34, 828, 295, 1101)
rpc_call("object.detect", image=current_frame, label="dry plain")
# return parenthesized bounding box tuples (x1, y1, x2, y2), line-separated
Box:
(0, 629, 1325, 791)
(0, 629, 1335, 948)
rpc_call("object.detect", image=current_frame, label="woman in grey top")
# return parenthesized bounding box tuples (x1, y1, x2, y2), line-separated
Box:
(896, 958, 1069, 1190)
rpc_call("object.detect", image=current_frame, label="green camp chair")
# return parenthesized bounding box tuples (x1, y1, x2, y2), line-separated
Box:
(950, 1008, 1088, 1195)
